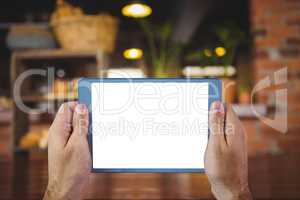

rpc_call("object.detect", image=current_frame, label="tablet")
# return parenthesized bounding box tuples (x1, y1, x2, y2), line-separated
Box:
(78, 78, 221, 173)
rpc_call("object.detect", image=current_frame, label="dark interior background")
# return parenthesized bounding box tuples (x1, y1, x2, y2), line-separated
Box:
(0, 0, 250, 94)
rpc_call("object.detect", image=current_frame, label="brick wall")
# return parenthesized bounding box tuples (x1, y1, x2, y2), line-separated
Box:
(249, 0, 300, 153)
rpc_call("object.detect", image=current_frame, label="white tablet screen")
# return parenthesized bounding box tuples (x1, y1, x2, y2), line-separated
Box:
(91, 82, 209, 169)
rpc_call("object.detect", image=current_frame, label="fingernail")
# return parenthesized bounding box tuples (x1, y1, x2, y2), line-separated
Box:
(211, 101, 224, 113)
(75, 104, 87, 114)
(57, 104, 67, 114)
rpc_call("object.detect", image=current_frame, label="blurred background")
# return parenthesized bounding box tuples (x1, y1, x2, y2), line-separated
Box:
(0, 0, 299, 199)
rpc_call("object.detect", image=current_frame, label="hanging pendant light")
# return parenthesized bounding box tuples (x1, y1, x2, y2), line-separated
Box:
(122, 1, 152, 18)
(123, 48, 143, 60)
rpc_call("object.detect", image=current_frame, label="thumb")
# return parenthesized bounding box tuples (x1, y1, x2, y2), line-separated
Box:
(49, 101, 77, 148)
(208, 101, 226, 146)
(73, 104, 89, 137)
(224, 104, 245, 146)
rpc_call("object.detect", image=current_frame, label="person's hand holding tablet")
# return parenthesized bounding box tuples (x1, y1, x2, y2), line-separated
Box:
(43, 102, 91, 200)
(43, 79, 252, 200)
(205, 101, 252, 200)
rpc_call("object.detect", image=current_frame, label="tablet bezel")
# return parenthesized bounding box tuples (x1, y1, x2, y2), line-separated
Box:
(78, 78, 222, 173)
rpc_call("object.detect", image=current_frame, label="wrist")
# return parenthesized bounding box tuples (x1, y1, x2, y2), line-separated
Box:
(211, 184, 252, 200)
(43, 182, 70, 200)
(228, 187, 252, 200)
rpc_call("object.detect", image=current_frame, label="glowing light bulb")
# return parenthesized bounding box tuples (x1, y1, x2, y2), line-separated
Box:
(215, 47, 226, 57)
(122, 3, 152, 18)
(204, 49, 212, 57)
(123, 48, 143, 59)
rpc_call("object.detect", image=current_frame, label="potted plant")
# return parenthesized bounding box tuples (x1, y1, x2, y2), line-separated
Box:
(215, 22, 246, 103)
(139, 20, 183, 77)
(185, 22, 246, 103)
(238, 83, 251, 104)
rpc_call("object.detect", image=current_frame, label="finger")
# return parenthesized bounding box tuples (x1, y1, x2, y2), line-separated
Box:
(72, 104, 89, 137)
(208, 101, 226, 147)
(49, 101, 77, 147)
(224, 104, 245, 145)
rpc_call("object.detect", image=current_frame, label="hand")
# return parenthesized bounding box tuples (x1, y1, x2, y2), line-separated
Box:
(43, 102, 91, 200)
(205, 101, 252, 200)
